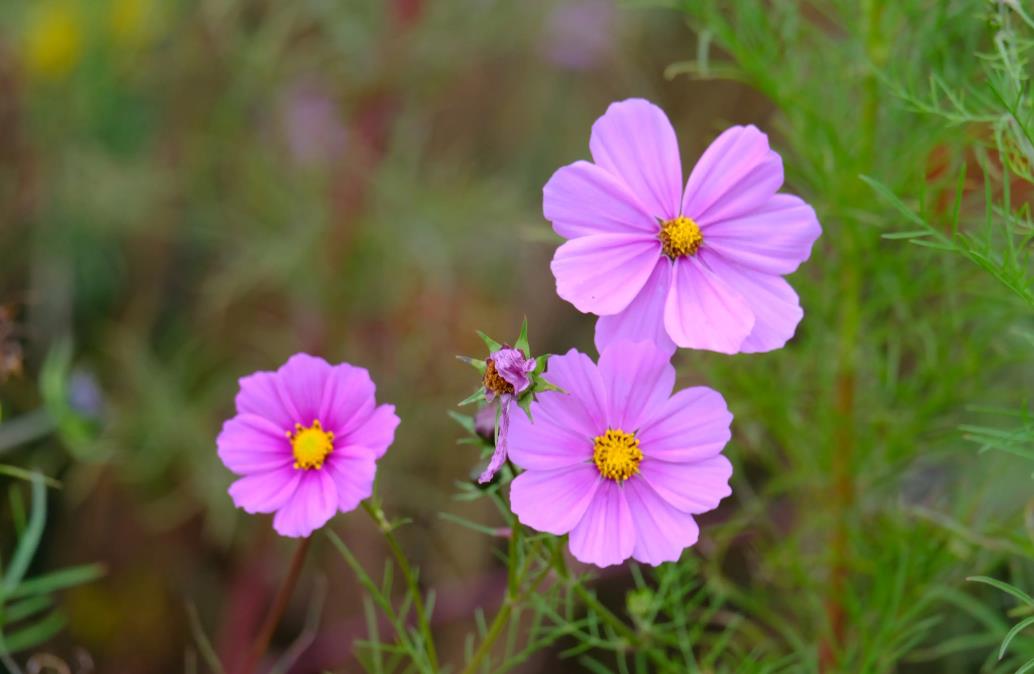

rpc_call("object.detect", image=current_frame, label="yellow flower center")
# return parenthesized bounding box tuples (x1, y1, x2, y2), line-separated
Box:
(659, 215, 703, 258)
(592, 429, 643, 482)
(288, 420, 334, 470)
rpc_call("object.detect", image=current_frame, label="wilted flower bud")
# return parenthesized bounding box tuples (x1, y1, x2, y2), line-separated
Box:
(484, 347, 536, 401)
(457, 319, 556, 484)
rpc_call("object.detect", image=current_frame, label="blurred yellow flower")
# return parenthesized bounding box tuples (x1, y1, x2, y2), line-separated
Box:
(24, 2, 83, 80)
(109, 0, 155, 49)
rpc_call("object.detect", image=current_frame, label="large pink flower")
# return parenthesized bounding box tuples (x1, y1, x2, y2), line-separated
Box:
(544, 98, 822, 354)
(217, 353, 399, 538)
(507, 341, 733, 567)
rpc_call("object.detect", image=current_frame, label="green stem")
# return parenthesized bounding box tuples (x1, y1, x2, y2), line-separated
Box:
(461, 537, 553, 674)
(551, 552, 675, 670)
(363, 499, 439, 672)
(822, 4, 883, 670)
(571, 582, 639, 643)
(463, 598, 514, 674)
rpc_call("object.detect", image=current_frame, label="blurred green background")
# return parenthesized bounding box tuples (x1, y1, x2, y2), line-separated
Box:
(1, 0, 1033, 672)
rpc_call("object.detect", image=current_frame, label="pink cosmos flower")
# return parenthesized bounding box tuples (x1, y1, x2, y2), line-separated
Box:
(507, 341, 733, 566)
(544, 98, 822, 354)
(217, 353, 399, 538)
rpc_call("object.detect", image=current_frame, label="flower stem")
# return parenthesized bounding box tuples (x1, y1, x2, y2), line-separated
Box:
(551, 553, 675, 671)
(461, 535, 553, 674)
(241, 536, 311, 674)
(463, 597, 514, 674)
(363, 499, 440, 672)
(821, 3, 883, 670)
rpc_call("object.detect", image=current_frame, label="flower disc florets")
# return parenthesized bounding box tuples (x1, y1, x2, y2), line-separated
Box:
(483, 357, 516, 399)
(659, 215, 703, 258)
(592, 428, 643, 481)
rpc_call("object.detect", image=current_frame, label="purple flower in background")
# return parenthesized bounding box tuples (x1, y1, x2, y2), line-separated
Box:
(543, 0, 617, 71)
(280, 81, 348, 169)
(217, 354, 399, 537)
(68, 369, 105, 421)
(474, 402, 498, 443)
(478, 346, 537, 484)
(508, 341, 733, 567)
(544, 98, 822, 355)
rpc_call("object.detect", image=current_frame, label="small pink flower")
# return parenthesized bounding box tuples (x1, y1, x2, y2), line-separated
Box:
(217, 353, 399, 538)
(507, 341, 733, 567)
(544, 98, 822, 354)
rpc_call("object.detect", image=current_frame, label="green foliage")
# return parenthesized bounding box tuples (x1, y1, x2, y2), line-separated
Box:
(0, 474, 104, 659)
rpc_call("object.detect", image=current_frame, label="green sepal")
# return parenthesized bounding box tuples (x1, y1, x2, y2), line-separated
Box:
(513, 317, 530, 355)
(517, 394, 534, 419)
(456, 355, 487, 373)
(533, 354, 549, 375)
(529, 375, 563, 395)
(447, 410, 476, 433)
(476, 330, 502, 353)
(458, 388, 486, 407)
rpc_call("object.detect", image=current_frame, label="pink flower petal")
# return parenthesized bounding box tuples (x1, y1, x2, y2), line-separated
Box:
(538, 349, 608, 437)
(277, 353, 333, 425)
(551, 234, 662, 316)
(638, 455, 732, 514)
(568, 480, 635, 567)
(217, 414, 293, 475)
(702, 194, 821, 275)
(272, 470, 338, 537)
(235, 371, 295, 431)
(594, 260, 676, 356)
(589, 98, 683, 220)
(544, 160, 658, 239)
(325, 449, 377, 513)
(342, 404, 399, 459)
(478, 398, 513, 484)
(228, 467, 302, 514)
(637, 387, 732, 463)
(596, 340, 675, 432)
(508, 401, 593, 471)
(701, 252, 803, 353)
(319, 364, 376, 435)
(510, 463, 601, 535)
(623, 478, 700, 566)
(682, 125, 783, 225)
(663, 258, 754, 353)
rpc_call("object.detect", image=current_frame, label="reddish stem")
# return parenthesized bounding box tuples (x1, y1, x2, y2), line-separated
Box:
(239, 536, 312, 674)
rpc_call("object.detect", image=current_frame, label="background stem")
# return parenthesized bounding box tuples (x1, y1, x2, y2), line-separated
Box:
(240, 536, 311, 674)
(363, 499, 440, 672)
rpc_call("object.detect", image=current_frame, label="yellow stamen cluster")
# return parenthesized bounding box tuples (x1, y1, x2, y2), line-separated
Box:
(288, 419, 334, 470)
(592, 429, 643, 482)
(483, 358, 515, 397)
(659, 215, 703, 258)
